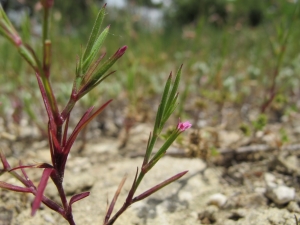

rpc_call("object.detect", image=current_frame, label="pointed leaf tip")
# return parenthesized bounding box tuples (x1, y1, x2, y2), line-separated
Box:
(70, 192, 90, 206)
(31, 168, 53, 216)
(0, 149, 10, 170)
(133, 170, 188, 203)
(114, 46, 127, 58)
(0, 181, 32, 193)
(104, 176, 126, 223)
(120, 45, 127, 53)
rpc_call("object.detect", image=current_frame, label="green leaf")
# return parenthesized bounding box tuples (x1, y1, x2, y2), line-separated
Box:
(145, 79, 172, 162)
(18, 45, 38, 69)
(162, 94, 178, 125)
(146, 129, 180, 172)
(78, 46, 127, 98)
(82, 5, 106, 62)
(156, 74, 172, 133)
(73, 47, 85, 94)
(82, 25, 110, 73)
(0, 5, 14, 28)
(166, 65, 182, 110)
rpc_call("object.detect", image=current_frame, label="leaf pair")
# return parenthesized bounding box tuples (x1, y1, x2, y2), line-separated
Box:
(73, 4, 127, 99)
(143, 65, 183, 166)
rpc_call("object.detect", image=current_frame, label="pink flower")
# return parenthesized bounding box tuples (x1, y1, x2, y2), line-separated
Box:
(177, 121, 192, 132)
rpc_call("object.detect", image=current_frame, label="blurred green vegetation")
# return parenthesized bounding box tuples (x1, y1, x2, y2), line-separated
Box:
(0, 0, 300, 132)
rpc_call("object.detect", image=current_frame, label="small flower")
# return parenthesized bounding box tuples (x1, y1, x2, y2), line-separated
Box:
(177, 120, 192, 132)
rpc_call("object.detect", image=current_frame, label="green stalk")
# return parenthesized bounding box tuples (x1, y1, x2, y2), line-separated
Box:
(40, 3, 60, 126)
(133, 172, 145, 193)
(42, 5, 50, 47)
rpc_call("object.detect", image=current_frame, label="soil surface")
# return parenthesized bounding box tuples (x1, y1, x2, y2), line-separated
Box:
(1, 112, 300, 225)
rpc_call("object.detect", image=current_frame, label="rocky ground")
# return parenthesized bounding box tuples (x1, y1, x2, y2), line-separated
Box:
(1, 116, 300, 225)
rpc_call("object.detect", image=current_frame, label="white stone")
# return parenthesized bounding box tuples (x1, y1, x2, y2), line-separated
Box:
(207, 193, 227, 208)
(266, 185, 295, 205)
(264, 173, 277, 189)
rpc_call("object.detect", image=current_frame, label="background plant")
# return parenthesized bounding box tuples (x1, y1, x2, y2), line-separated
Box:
(0, 0, 300, 224)
(0, 1, 191, 224)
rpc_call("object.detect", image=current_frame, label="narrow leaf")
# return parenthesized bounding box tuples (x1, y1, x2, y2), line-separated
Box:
(132, 171, 188, 203)
(79, 46, 127, 97)
(0, 6, 19, 39)
(0, 22, 15, 44)
(49, 128, 62, 153)
(69, 192, 90, 206)
(35, 73, 56, 132)
(147, 74, 173, 160)
(126, 167, 138, 204)
(23, 43, 43, 74)
(48, 123, 55, 162)
(82, 52, 106, 87)
(62, 106, 95, 153)
(142, 133, 152, 166)
(31, 168, 53, 216)
(91, 45, 126, 77)
(0, 181, 32, 193)
(82, 26, 110, 73)
(83, 5, 106, 61)
(74, 53, 83, 93)
(104, 176, 126, 223)
(162, 94, 179, 125)
(79, 70, 115, 98)
(0, 5, 12, 24)
(156, 73, 172, 131)
(73, 106, 94, 131)
(9, 163, 53, 172)
(18, 45, 38, 69)
(165, 65, 182, 110)
(143, 134, 159, 169)
(62, 115, 70, 147)
(0, 149, 10, 170)
(64, 99, 112, 156)
(146, 129, 179, 172)
(20, 161, 35, 187)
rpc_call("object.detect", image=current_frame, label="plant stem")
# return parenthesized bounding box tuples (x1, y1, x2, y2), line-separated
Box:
(51, 171, 77, 225)
(106, 202, 130, 225)
(61, 94, 77, 122)
(134, 172, 145, 193)
(41, 1, 60, 123)
(104, 170, 145, 225)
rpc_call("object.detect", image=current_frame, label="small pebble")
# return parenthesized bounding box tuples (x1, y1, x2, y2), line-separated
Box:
(207, 193, 227, 208)
(266, 185, 295, 205)
(287, 201, 300, 213)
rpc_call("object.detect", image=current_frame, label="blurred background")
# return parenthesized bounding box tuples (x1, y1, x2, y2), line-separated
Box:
(0, 0, 300, 147)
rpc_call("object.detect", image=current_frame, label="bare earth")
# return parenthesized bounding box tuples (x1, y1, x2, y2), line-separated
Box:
(1, 118, 300, 225)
